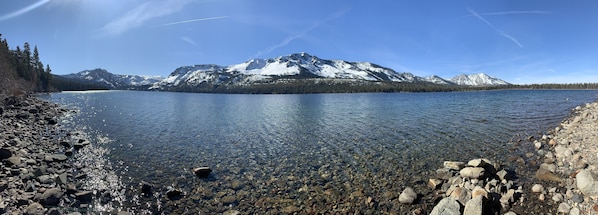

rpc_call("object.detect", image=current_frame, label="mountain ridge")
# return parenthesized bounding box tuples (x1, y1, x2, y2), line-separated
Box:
(60, 53, 511, 93)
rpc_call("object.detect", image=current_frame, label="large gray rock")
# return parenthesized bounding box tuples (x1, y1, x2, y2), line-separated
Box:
(24, 202, 44, 215)
(460, 167, 485, 179)
(443, 161, 465, 170)
(576, 169, 598, 196)
(463, 196, 483, 215)
(430, 198, 461, 215)
(398, 187, 417, 204)
(35, 188, 63, 206)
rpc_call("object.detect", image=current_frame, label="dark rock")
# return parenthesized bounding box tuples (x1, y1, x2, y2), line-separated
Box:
(45, 117, 58, 125)
(16, 112, 29, 119)
(46, 208, 61, 215)
(193, 166, 212, 178)
(28, 108, 39, 114)
(66, 183, 78, 194)
(141, 181, 153, 197)
(73, 141, 89, 150)
(36, 188, 63, 206)
(166, 187, 184, 200)
(48, 154, 68, 162)
(59, 141, 71, 148)
(56, 173, 68, 185)
(0, 148, 11, 160)
(75, 191, 93, 203)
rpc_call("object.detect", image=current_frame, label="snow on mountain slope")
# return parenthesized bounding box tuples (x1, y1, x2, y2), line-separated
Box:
(152, 52, 426, 90)
(424, 75, 454, 85)
(62, 68, 164, 89)
(450, 73, 510, 86)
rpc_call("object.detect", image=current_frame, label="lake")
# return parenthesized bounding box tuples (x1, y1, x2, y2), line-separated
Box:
(40, 90, 598, 213)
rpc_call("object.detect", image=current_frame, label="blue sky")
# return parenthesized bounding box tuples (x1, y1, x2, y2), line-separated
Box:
(1, 0, 597, 84)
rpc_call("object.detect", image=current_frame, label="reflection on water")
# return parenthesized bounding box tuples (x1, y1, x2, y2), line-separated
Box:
(42, 90, 598, 213)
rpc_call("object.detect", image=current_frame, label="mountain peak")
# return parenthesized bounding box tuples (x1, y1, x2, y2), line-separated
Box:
(450, 73, 510, 86)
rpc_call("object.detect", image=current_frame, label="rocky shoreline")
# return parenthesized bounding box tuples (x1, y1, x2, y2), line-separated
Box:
(0, 95, 126, 214)
(2, 94, 597, 214)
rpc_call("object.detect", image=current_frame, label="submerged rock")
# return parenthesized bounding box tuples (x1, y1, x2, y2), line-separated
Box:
(193, 167, 212, 178)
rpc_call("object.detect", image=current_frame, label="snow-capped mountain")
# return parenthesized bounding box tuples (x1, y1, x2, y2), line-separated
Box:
(152, 52, 427, 90)
(450, 73, 510, 86)
(424, 75, 454, 85)
(62, 68, 164, 89)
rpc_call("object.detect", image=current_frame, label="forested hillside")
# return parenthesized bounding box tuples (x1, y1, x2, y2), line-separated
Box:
(0, 34, 52, 94)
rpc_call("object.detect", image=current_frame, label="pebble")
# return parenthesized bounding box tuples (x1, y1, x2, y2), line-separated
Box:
(557, 202, 571, 213)
(552, 193, 564, 202)
(531, 184, 544, 193)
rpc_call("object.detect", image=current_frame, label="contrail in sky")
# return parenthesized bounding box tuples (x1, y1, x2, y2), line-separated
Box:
(0, 0, 50, 21)
(467, 8, 523, 48)
(475, 10, 551, 16)
(155, 16, 229, 27)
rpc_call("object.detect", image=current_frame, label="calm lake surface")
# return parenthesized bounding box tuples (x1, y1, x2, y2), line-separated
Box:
(41, 90, 598, 213)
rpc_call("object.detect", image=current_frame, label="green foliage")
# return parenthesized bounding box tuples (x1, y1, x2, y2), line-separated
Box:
(0, 34, 54, 93)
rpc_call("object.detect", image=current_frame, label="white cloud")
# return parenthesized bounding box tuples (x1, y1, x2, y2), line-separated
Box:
(0, 0, 50, 21)
(96, 0, 192, 37)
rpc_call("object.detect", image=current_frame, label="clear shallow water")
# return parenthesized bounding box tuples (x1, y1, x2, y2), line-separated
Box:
(41, 90, 598, 213)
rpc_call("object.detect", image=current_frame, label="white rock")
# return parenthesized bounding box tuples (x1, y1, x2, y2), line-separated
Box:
(430, 198, 461, 215)
(443, 161, 465, 170)
(552, 193, 563, 202)
(467, 159, 487, 167)
(460, 167, 485, 179)
(398, 187, 417, 204)
(557, 202, 570, 213)
(576, 169, 598, 196)
(463, 196, 483, 215)
(538, 193, 545, 201)
(569, 207, 580, 215)
(531, 184, 544, 193)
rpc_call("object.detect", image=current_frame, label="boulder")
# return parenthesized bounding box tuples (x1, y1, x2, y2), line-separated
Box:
(460, 167, 485, 179)
(75, 191, 93, 203)
(193, 167, 212, 178)
(166, 187, 184, 200)
(428, 178, 443, 189)
(36, 188, 63, 206)
(24, 202, 45, 215)
(0, 148, 11, 160)
(443, 161, 465, 170)
(398, 187, 417, 204)
(430, 198, 461, 215)
(140, 181, 153, 197)
(576, 169, 598, 196)
(6, 156, 21, 166)
(535, 168, 563, 183)
(463, 196, 483, 215)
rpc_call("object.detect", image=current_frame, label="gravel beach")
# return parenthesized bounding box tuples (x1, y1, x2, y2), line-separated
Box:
(0, 95, 126, 214)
